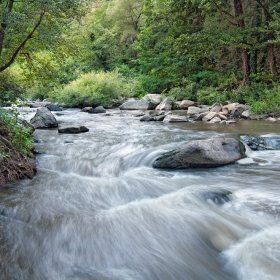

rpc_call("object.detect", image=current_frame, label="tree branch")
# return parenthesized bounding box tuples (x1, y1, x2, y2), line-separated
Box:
(255, 0, 272, 21)
(0, 7, 45, 73)
(212, 1, 235, 19)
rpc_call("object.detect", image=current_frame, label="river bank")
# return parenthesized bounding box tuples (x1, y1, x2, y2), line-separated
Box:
(0, 110, 36, 186)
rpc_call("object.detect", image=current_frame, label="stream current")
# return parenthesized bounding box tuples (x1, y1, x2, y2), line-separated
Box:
(1, 108, 280, 280)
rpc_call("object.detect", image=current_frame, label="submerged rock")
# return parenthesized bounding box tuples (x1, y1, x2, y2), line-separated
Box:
(81, 107, 93, 112)
(88, 106, 106, 114)
(58, 125, 89, 134)
(241, 136, 280, 151)
(153, 138, 245, 169)
(199, 190, 235, 205)
(140, 115, 154, 122)
(30, 107, 58, 129)
(45, 104, 62, 111)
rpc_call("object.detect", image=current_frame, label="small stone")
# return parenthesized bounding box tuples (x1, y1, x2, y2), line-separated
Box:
(178, 100, 195, 109)
(45, 104, 62, 111)
(202, 112, 217, 121)
(210, 103, 222, 113)
(163, 115, 188, 123)
(236, 158, 257, 165)
(225, 120, 236, 124)
(81, 107, 92, 112)
(156, 98, 173, 110)
(187, 106, 202, 115)
(266, 117, 277, 123)
(140, 115, 154, 121)
(218, 113, 228, 120)
(209, 117, 221, 123)
(88, 106, 106, 114)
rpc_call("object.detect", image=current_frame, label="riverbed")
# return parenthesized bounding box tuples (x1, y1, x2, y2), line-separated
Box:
(1, 108, 280, 280)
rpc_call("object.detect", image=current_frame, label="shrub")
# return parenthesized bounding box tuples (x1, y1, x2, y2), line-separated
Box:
(0, 108, 34, 158)
(167, 82, 198, 101)
(50, 70, 138, 108)
(197, 87, 231, 104)
(244, 84, 280, 114)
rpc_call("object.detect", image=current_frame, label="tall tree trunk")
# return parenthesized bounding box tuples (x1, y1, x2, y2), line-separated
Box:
(267, 42, 277, 77)
(0, 0, 14, 56)
(233, 0, 250, 84)
(257, 0, 277, 77)
(250, 1, 261, 75)
(241, 48, 250, 84)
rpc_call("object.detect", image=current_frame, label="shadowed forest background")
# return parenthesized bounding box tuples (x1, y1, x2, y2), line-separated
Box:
(1, 0, 280, 113)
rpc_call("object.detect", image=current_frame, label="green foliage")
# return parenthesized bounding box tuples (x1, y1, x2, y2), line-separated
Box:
(0, 108, 34, 158)
(0, 69, 25, 106)
(50, 70, 138, 108)
(0, 0, 90, 72)
(166, 82, 198, 101)
(197, 87, 230, 104)
(239, 83, 280, 114)
(71, 0, 144, 72)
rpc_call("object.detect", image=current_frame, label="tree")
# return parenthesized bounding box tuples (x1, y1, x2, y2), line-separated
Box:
(73, 0, 145, 72)
(0, 0, 89, 73)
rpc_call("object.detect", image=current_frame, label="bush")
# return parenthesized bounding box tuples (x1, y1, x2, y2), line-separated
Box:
(243, 84, 280, 114)
(167, 82, 198, 101)
(0, 108, 34, 158)
(197, 87, 231, 104)
(50, 70, 138, 108)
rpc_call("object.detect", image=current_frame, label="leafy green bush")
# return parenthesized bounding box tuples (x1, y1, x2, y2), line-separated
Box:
(167, 82, 198, 101)
(0, 109, 34, 158)
(190, 71, 220, 88)
(243, 84, 280, 114)
(50, 70, 138, 108)
(197, 87, 230, 104)
(0, 70, 25, 106)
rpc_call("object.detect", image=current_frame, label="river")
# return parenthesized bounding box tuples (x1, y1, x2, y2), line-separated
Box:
(1, 108, 280, 280)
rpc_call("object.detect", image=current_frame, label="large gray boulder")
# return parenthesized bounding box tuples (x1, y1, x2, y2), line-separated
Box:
(153, 138, 245, 169)
(142, 94, 163, 106)
(30, 107, 58, 129)
(120, 100, 154, 110)
(178, 100, 195, 109)
(187, 106, 203, 115)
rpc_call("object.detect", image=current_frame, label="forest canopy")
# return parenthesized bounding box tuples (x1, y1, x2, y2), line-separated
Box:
(1, 0, 280, 113)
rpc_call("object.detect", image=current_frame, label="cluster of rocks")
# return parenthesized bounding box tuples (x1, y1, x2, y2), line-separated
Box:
(118, 94, 279, 124)
(30, 107, 89, 134)
(28, 102, 280, 172)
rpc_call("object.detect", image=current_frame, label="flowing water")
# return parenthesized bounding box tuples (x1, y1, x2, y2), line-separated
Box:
(1, 108, 280, 280)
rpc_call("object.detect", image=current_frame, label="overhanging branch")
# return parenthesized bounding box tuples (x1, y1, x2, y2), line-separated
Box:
(0, 7, 45, 73)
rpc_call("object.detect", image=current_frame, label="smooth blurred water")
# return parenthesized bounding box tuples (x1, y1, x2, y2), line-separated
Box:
(1, 108, 280, 280)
